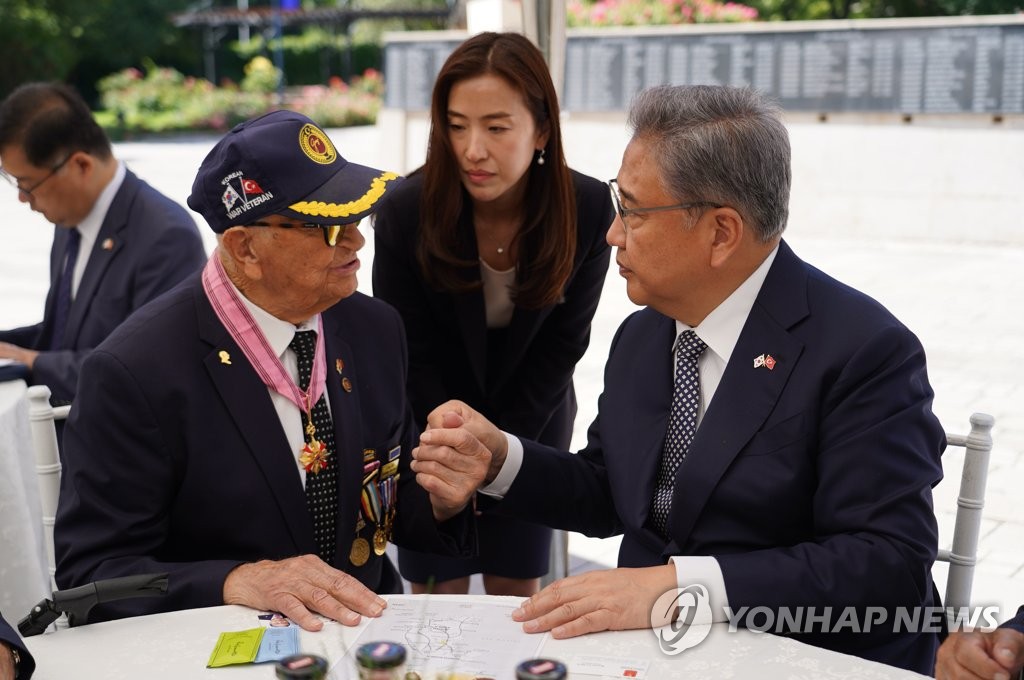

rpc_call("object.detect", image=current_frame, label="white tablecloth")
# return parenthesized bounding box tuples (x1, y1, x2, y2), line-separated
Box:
(26, 596, 930, 679)
(0, 380, 50, 621)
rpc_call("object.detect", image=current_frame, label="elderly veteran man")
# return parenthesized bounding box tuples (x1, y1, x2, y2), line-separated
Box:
(413, 85, 946, 675)
(54, 111, 483, 629)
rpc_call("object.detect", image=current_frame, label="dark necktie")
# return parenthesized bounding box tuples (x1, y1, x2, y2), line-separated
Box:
(49, 228, 81, 350)
(650, 329, 708, 537)
(289, 330, 338, 564)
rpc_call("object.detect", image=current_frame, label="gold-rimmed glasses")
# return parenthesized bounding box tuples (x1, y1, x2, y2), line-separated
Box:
(244, 221, 349, 247)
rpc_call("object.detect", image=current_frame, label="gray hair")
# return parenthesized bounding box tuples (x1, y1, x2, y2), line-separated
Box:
(627, 85, 791, 242)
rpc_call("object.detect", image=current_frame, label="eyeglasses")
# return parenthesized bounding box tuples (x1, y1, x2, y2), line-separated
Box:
(608, 179, 721, 228)
(244, 221, 349, 247)
(0, 154, 72, 197)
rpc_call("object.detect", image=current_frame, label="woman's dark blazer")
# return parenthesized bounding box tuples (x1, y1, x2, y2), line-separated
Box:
(372, 170, 613, 448)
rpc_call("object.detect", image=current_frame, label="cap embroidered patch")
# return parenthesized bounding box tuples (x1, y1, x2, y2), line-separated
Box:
(298, 124, 337, 165)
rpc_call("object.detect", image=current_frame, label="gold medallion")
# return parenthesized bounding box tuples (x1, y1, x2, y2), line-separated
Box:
(373, 526, 387, 556)
(350, 537, 370, 566)
(300, 438, 329, 474)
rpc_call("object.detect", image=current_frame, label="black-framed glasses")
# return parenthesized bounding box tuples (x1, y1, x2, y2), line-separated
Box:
(0, 154, 72, 197)
(244, 221, 349, 247)
(608, 179, 721, 228)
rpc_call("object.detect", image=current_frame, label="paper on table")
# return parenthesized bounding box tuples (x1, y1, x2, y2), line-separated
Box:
(337, 596, 546, 679)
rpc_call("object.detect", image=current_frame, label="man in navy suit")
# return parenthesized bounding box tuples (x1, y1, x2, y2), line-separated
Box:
(0, 612, 32, 680)
(413, 85, 945, 674)
(937, 606, 1024, 679)
(54, 111, 481, 629)
(0, 82, 205, 403)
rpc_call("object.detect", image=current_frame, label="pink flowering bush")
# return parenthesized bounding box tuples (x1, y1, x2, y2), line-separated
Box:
(96, 64, 384, 134)
(567, 0, 758, 26)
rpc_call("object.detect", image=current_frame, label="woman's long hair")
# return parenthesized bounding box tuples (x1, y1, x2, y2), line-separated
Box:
(418, 32, 576, 309)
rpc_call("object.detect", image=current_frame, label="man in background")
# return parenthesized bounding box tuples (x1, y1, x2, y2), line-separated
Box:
(0, 82, 205, 403)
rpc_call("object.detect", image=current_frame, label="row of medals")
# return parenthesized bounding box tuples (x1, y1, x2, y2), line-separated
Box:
(350, 447, 400, 567)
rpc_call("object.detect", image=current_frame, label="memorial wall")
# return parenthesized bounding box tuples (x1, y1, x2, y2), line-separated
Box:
(384, 16, 1024, 115)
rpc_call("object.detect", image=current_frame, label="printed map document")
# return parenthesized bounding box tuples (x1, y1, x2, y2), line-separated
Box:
(338, 595, 546, 678)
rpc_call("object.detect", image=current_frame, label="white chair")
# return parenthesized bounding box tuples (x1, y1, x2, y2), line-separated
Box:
(937, 412, 995, 613)
(26, 385, 69, 589)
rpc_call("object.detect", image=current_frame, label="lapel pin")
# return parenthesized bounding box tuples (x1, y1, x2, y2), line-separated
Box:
(102, 238, 115, 251)
(753, 354, 765, 368)
(754, 353, 777, 370)
(764, 355, 777, 370)
(336, 358, 344, 374)
(342, 377, 353, 393)
(218, 350, 232, 365)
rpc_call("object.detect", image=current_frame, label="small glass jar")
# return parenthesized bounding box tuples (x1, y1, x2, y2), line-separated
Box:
(275, 653, 329, 680)
(355, 641, 408, 679)
(515, 658, 568, 680)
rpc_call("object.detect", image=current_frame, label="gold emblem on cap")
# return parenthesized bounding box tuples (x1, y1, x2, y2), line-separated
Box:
(350, 537, 370, 566)
(298, 123, 337, 165)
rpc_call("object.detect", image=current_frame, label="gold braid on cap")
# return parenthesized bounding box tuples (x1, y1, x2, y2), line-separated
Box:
(289, 172, 399, 218)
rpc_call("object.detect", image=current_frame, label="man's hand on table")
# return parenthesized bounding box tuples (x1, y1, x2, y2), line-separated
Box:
(222, 555, 386, 632)
(512, 565, 678, 638)
(0, 343, 37, 370)
(936, 627, 1024, 680)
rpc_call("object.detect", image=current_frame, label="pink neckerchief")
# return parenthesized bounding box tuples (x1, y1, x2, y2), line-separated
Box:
(201, 253, 326, 411)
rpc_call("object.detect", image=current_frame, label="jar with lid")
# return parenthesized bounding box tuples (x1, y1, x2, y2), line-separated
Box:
(515, 658, 568, 679)
(275, 653, 329, 680)
(355, 640, 408, 679)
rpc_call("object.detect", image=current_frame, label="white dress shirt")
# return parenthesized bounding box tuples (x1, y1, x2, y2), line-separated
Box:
(484, 246, 779, 621)
(70, 161, 126, 298)
(234, 283, 324, 484)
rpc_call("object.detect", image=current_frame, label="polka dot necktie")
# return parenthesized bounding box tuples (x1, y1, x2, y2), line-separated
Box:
(650, 330, 707, 537)
(289, 330, 338, 565)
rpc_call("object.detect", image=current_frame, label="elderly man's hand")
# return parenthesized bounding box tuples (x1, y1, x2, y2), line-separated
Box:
(511, 565, 677, 638)
(936, 627, 1024, 680)
(412, 408, 494, 521)
(222, 555, 386, 631)
(0, 342, 38, 369)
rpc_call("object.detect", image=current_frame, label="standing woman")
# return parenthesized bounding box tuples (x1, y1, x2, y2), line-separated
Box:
(372, 32, 613, 596)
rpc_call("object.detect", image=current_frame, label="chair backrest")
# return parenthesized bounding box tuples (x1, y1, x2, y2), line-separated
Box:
(26, 385, 69, 589)
(937, 412, 995, 613)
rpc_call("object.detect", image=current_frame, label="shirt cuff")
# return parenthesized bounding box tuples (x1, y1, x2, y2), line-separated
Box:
(669, 555, 730, 623)
(479, 432, 523, 499)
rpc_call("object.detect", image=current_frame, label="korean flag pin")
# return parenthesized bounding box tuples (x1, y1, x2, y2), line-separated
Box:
(218, 350, 232, 365)
(753, 354, 765, 368)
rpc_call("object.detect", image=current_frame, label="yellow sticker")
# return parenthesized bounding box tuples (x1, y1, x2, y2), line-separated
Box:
(206, 628, 264, 667)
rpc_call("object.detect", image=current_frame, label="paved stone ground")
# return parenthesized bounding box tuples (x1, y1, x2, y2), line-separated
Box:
(1, 123, 1021, 622)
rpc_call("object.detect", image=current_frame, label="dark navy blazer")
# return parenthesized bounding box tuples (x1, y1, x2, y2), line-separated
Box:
(496, 240, 946, 674)
(0, 170, 205, 402)
(54, 275, 472, 622)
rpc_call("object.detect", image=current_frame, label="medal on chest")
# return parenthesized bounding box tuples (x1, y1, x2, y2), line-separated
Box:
(299, 403, 330, 475)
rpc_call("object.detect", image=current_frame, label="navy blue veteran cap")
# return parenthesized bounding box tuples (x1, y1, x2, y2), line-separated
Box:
(188, 110, 400, 233)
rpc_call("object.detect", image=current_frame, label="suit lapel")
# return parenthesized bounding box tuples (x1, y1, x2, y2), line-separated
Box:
(666, 241, 810, 550)
(321, 313, 363, 564)
(196, 287, 315, 552)
(65, 173, 137, 345)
